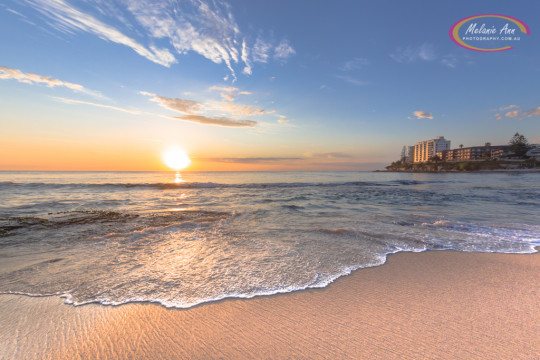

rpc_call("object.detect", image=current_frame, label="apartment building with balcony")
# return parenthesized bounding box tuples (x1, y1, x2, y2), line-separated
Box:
(413, 136, 451, 163)
(437, 145, 510, 161)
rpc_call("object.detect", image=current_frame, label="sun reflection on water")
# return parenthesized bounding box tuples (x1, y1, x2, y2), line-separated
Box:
(174, 172, 184, 184)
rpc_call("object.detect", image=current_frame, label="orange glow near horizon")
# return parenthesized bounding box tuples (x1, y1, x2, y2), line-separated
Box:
(0, 137, 383, 171)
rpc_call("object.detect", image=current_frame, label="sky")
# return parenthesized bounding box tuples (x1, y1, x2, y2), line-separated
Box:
(0, 0, 539, 171)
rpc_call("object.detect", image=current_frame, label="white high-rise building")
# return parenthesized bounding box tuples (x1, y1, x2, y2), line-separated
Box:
(414, 136, 451, 163)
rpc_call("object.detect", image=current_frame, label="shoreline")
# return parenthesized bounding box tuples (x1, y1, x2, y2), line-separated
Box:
(2, 250, 539, 359)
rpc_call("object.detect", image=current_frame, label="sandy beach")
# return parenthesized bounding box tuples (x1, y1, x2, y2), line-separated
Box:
(2, 250, 539, 360)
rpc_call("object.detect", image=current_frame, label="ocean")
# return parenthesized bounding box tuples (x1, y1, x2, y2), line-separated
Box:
(0, 171, 539, 308)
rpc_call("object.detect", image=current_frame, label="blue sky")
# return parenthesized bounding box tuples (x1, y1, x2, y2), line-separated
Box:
(0, 0, 539, 171)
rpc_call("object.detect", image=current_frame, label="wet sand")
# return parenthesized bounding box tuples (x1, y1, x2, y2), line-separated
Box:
(2, 250, 539, 359)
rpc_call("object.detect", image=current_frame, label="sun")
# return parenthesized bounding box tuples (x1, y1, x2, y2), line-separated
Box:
(162, 147, 191, 171)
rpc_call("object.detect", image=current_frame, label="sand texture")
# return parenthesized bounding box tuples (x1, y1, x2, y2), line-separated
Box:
(1, 250, 539, 359)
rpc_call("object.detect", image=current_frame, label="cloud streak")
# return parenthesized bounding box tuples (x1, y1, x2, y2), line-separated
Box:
(20, 0, 294, 78)
(304, 152, 354, 159)
(499, 105, 518, 111)
(391, 43, 436, 63)
(252, 37, 273, 63)
(412, 110, 434, 119)
(139, 91, 201, 114)
(0, 65, 103, 97)
(51, 96, 140, 114)
(441, 54, 458, 68)
(496, 106, 540, 120)
(22, 0, 176, 67)
(215, 102, 264, 116)
(277, 116, 288, 124)
(201, 157, 301, 163)
(140, 89, 262, 122)
(139, 90, 260, 127)
(53, 94, 261, 128)
(274, 39, 295, 60)
(208, 86, 251, 102)
(336, 75, 368, 86)
(340, 57, 369, 71)
(171, 114, 257, 128)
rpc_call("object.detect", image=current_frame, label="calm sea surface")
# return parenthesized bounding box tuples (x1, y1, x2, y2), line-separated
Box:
(0, 171, 538, 308)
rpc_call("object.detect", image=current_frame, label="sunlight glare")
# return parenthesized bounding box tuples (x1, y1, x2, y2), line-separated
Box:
(162, 147, 191, 171)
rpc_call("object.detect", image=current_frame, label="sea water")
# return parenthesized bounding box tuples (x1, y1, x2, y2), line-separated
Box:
(0, 171, 538, 308)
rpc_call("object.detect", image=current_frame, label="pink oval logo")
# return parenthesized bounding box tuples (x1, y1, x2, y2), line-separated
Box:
(450, 14, 530, 52)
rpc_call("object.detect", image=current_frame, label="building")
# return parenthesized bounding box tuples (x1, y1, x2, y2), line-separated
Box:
(414, 136, 451, 163)
(526, 144, 540, 160)
(438, 145, 510, 161)
(407, 146, 415, 163)
(436, 150, 453, 162)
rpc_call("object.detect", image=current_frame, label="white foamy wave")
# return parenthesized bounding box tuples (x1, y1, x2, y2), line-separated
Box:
(1, 171, 539, 309)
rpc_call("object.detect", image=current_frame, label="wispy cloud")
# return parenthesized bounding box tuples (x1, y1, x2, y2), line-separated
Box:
(340, 57, 369, 71)
(0, 65, 103, 98)
(504, 110, 521, 118)
(125, 0, 241, 78)
(221, 92, 235, 102)
(304, 152, 353, 159)
(301, 152, 363, 169)
(200, 153, 358, 167)
(19, 0, 294, 78)
(336, 75, 368, 86)
(209, 86, 238, 93)
(494, 105, 520, 119)
(277, 115, 288, 123)
(412, 110, 434, 119)
(171, 115, 257, 128)
(499, 105, 519, 111)
(3, 5, 37, 26)
(241, 39, 252, 75)
(201, 157, 301, 163)
(53, 93, 260, 128)
(212, 102, 264, 116)
(252, 37, 272, 63)
(140, 90, 260, 127)
(391, 43, 436, 63)
(208, 86, 251, 102)
(139, 91, 201, 114)
(274, 39, 295, 60)
(441, 54, 458, 68)
(205, 86, 263, 115)
(21, 0, 176, 67)
(250, 36, 295, 65)
(417, 44, 436, 61)
(51, 96, 140, 114)
(497, 106, 540, 120)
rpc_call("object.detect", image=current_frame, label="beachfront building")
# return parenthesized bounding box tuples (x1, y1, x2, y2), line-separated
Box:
(436, 150, 452, 162)
(413, 136, 451, 163)
(407, 146, 415, 163)
(438, 145, 510, 161)
(526, 144, 540, 160)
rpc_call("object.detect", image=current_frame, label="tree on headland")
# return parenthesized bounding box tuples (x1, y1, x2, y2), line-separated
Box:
(400, 146, 407, 163)
(508, 132, 529, 157)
